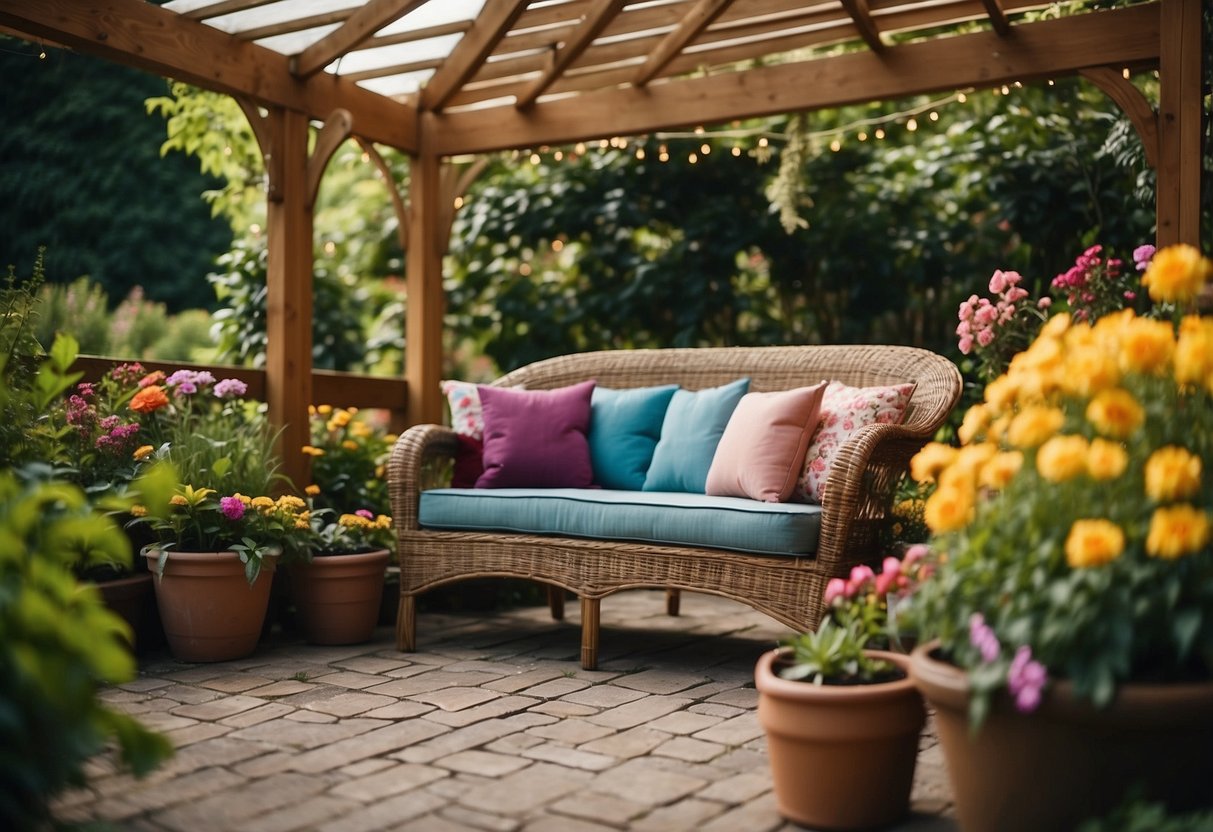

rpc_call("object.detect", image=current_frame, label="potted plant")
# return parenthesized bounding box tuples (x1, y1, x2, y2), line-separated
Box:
(754, 548, 930, 830)
(907, 243, 1213, 831)
(288, 497, 394, 645)
(123, 369, 309, 662)
(297, 404, 399, 635)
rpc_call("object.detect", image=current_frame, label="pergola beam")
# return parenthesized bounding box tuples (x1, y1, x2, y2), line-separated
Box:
(633, 0, 736, 88)
(293, 0, 430, 79)
(839, 0, 884, 52)
(419, 0, 530, 112)
(430, 3, 1162, 155)
(1156, 0, 1202, 246)
(515, 0, 628, 109)
(0, 0, 419, 151)
(979, 0, 1012, 37)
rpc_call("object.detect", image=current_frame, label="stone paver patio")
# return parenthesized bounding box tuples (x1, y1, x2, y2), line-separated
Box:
(61, 590, 957, 831)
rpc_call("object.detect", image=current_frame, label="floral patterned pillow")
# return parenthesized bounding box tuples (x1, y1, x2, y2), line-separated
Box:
(441, 380, 484, 440)
(794, 381, 916, 504)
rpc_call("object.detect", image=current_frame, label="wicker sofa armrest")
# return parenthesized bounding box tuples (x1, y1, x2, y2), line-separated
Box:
(816, 422, 936, 573)
(388, 424, 461, 533)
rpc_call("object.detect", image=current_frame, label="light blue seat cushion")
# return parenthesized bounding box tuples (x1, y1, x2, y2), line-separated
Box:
(419, 488, 822, 557)
(589, 384, 679, 491)
(643, 377, 750, 493)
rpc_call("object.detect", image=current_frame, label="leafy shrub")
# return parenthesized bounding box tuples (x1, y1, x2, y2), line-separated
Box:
(35, 276, 111, 355)
(110, 286, 171, 358)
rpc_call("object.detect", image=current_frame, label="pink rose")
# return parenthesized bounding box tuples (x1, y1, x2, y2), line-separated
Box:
(958, 334, 974, 355)
(823, 578, 847, 606)
(977, 328, 995, 347)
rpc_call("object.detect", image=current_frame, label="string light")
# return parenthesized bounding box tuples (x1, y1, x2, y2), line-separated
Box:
(636, 147, 645, 160)
(552, 239, 564, 252)
(1122, 67, 1130, 79)
(874, 128, 886, 140)
(758, 137, 768, 148)
(1000, 84, 1010, 95)
(599, 139, 609, 149)
(700, 143, 710, 155)
(519, 263, 532, 276)
(553, 150, 563, 161)
(688, 152, 698, 164)
(857, 131, 868, 141)
(929, 111, 939, 121)
(575, 142, 586, 154)
(529, 153, 541, 165)
(323, 241, 336, 255)
(829, 139, 841, 152)
(957, 92, 967, 103)
(731, 146, 741, 157)
(906, 118, 918, 132)
(453, 196, 464, 209)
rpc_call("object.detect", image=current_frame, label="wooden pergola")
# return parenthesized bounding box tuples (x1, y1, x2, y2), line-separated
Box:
(0, 0, 1203, 488)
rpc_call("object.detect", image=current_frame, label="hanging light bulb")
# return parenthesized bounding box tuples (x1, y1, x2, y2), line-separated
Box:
(874, 128, 886, 140)
(758, 137, 768, 148)
(553, 150, 563, 161)
(636, 147, 646, 160)
(530, 153, 541, 165)
(575, 142, 587, 154)
(857, 131, 868, 142)
(929, 111, 939, 122)
(906, 118, 918, 132)
(829, 139, 841, 152)
(957, 92, 968, 103)
(688, 152, 698, 164)
(700, 143, 710, 155)
(731, 146, 741, 157)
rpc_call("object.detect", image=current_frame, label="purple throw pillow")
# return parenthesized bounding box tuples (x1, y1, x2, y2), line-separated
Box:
(475, 380, 597, 489)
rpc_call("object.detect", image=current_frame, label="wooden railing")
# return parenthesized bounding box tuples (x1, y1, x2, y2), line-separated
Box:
(73, 355, 410, 432)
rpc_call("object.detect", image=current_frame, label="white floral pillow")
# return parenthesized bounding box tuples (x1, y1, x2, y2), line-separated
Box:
(794, 381, 915, 504)
(441, 380, 483, 439)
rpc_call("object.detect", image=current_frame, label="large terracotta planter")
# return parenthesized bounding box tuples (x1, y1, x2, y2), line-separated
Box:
(144, 550, 277, 662)
(755, 647, 926, 830)
(289, 548, 390, 645)
(910, 642, 1213, 832)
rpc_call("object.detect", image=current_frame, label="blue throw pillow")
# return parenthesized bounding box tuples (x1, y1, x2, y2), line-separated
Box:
(589, 385, 679, 490)
(643, 377, 751, 493)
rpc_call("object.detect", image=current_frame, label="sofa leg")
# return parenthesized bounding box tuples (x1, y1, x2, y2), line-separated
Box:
(666, 588, 681, 617)
(396, 595, 416, 652)
(547, 585, 565, 621)
(580, 596, 600, 670)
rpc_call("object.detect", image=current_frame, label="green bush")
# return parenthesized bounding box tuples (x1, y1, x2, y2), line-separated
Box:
(148, 307, 217, 362)
(35, 276, 111, 355)
(110, 286, 171, 358)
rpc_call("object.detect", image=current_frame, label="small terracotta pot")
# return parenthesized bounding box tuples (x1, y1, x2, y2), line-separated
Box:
(289, 549, 390, 645)
(755, 648, 925, 830)
(144, 550, 277, 662)
(95, 571, 155, 649)
(910, 642, 1213, 832)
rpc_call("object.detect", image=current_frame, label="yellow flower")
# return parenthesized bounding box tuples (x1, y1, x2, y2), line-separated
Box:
(170, 495, 188, 507)
(924, 484, 974, 533)
(295, 519, 310, 529)
(1065, 519, 1125, 568)
(305, 484, 321, 496)
(129, 504, 148, 517)
(329, 410, 352, 429)
(910, 442, 958, 484)
(235, 493, 252, 505)
(1174, 316, 1213, 390)
(979, 450, 1023, 491)
(1144, 446, 1202, 502)
(1146, 504, 1211, 560)
(308, 404, 317, 416)
(342, 439, 359, 451)
(987, 414, 1011, 443)
(339, 513, 373, 529)
(1040, 312, 1072, 339)
(133, 444, 155, 461)
(1007, 405, 1065, 449)
(1062, 345, 1119, 397)
(958, 403, 991, 445)
(1036, 435, 1089, 483)
(384, 435, 398, 445)
(1118, 317, 1174, 375)
(301, 445, 326, 457)
(316, 404, 333, 416)
(983, 375, 1019, 413)
(351, 422, 373, 439)
(375, 515, 392, 529)
(1141, 244, 1213, 303)
(1086, 438, 1128, 481)
(251, 496, 275, 509)
(276, 495, 306, 510)
(1086, 388, 1144, 439)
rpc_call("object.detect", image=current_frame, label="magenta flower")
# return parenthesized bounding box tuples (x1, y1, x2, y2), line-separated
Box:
(220, 496, 245, 521)
(1007, 645, 1047, 712)
(355, 508, 375, 520)
(969, 613, 1001, 663)
(213, 378, 248, 399)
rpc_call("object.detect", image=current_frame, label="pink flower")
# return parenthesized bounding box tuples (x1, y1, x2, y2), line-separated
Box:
(974, 303, 999, 327)
(977, 328, 995, 347)
(958, 334, 974, 355)
(988, 270, 1008, 294)
(355, 508, 375, 520)
(1008, 645, 1047, 713)
(874, 556, 903, 595)
(213, 378, 248, 399)
(846, 564, 875, 597)
(823, 578, 847, 606)
(956, 319, 971, 337)
(969, 613, 1001, 663)
(1037, 297, 1052, 309)
(220, 496, 245, 521)
(1132, 244, 1155, 271)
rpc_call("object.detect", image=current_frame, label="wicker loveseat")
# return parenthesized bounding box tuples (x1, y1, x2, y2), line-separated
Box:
(388, 345, 961, 669)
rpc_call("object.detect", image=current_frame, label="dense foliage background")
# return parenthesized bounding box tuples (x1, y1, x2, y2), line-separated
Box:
(2, 6, 1209, 380)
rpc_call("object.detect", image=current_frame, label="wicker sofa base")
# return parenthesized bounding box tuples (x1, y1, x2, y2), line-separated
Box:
(395, 531, 825, 669)
(389, 345, 962, 671)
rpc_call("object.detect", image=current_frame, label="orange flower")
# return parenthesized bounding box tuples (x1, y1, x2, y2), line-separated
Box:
(1086, 439, 1128, 481)
(1119, 317, 1174, 375)
(1146, 505, 1211, 560)
(1085, 388, 1144, 439)
(1144, 446, 1202, 503)
(130, 385, 169, 414)
(1065, 519, 1125, 568)
(1141, 244, 1213, 303)
(1036, 435, 1089, 483)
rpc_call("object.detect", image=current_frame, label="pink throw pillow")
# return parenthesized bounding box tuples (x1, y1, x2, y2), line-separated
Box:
(705, 382, 829, 503)
(476, 381, 597, 489)
(795, 381, 916, 504)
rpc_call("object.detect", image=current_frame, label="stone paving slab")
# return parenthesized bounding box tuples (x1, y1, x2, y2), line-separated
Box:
(59, 589, 956, 831)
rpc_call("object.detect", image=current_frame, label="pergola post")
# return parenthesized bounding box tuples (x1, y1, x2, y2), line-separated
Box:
(1156, 0, 1202, 247)
(265, 107, 315, 490)
(405, 120, 447, 427)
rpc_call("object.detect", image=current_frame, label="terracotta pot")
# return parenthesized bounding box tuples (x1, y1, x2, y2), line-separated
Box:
(289, 549, 390, 645)
(910, 642, 1213, 832)
(144, 550, 277, 662)
(95, 572, 158, 651)
(755, 647, 925, 830)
